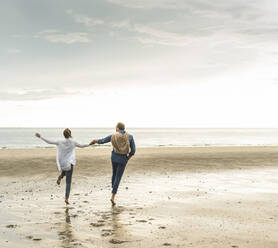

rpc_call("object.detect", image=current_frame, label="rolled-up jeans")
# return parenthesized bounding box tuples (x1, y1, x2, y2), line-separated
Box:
(60, 164, 73, 199)
(111, 162, 126, 194)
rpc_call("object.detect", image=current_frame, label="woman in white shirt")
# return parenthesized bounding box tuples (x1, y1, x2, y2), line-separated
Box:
(35, 128, 90, 205)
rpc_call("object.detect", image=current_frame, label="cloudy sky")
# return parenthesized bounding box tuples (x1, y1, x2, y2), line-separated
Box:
(1, 0, 278, 127)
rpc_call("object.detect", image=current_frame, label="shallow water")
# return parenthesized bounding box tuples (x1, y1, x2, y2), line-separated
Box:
(2, 128, 278, 149)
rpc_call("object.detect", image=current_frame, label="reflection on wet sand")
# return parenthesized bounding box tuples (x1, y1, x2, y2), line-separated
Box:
(57, 207, 76, 248)
(111, 206, 124, 237)
(108, 206, 129, 245)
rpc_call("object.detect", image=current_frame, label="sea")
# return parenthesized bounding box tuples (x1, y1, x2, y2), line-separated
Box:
(1, 128, 278, 149)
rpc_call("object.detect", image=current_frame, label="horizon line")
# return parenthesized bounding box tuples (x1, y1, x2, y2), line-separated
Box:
(1, 127, 278, 129)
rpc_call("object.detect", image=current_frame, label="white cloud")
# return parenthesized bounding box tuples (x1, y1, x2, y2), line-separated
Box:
(67, 9, 193, 47)
(38, 29, 59, 34)
(0, 89, 80, 101)
(109, 20, 192, 46)
(110, 20, 130, 28)
(66, 9, 104, 27)
(35, 30, 90, 44)
(106, 0, 187, 9)
(105, 0, 278, 47)
(74, 15, 104, 27)
(68, 10, 192, 47)
(133, 25, 190, 46)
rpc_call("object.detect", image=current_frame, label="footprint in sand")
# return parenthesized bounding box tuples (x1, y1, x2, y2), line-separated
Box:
(90, 223, 105, 227)
(101, 229, 114, 237)
(73, 242, 82, 246)
(6, 224, 18, 228)
(163, 243, 171, 246)
(32, 238, 42, 241)
(101, 232, 113, 237)
(136, 220, 147, 223)
(109, 239, 127, 244)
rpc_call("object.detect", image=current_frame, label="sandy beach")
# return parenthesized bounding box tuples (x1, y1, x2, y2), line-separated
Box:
(1, 146, 278, 248)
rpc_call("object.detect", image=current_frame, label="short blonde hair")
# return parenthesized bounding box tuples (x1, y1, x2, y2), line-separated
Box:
(116, 122, 125, 130)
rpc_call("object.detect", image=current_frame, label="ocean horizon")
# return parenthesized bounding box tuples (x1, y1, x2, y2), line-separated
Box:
(1, 128, 278, 149)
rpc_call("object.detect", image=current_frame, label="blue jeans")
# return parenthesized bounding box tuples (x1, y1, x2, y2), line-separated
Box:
(61, 165, 73, 199)
(111, 162, 126, 194)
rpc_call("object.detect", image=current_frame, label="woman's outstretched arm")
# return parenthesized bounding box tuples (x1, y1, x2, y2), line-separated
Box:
(35, 133, 59, 145)
(74, 141, 90, 148)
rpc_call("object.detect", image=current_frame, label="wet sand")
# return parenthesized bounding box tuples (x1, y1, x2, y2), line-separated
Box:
(1, 146, 278, 247)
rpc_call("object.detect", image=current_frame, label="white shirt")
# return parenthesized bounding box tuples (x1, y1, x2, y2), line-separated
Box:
(40, 136, 89, 171)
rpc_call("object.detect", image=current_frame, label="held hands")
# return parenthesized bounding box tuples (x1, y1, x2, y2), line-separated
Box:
(90, 139, 98, 145)
(35, 133, 41, 138)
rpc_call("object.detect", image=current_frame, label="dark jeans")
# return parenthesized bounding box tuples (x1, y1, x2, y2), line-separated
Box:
(60, 164, 73, 199)
(111, 162, 126, 194)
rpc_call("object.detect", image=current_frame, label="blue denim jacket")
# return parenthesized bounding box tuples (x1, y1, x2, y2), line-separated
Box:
(98, 130, 136, 165)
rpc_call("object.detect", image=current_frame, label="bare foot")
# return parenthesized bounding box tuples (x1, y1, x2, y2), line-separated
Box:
(57, 175, 62, 185)
(110, 199, 116, 206)
(65, 199, 69, 205)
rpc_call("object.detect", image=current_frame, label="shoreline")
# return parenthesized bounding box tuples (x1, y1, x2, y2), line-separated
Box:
(2, 144, 278, 150)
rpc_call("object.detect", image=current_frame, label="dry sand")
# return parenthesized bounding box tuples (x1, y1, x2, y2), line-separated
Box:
(1, 146, 278, 247)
